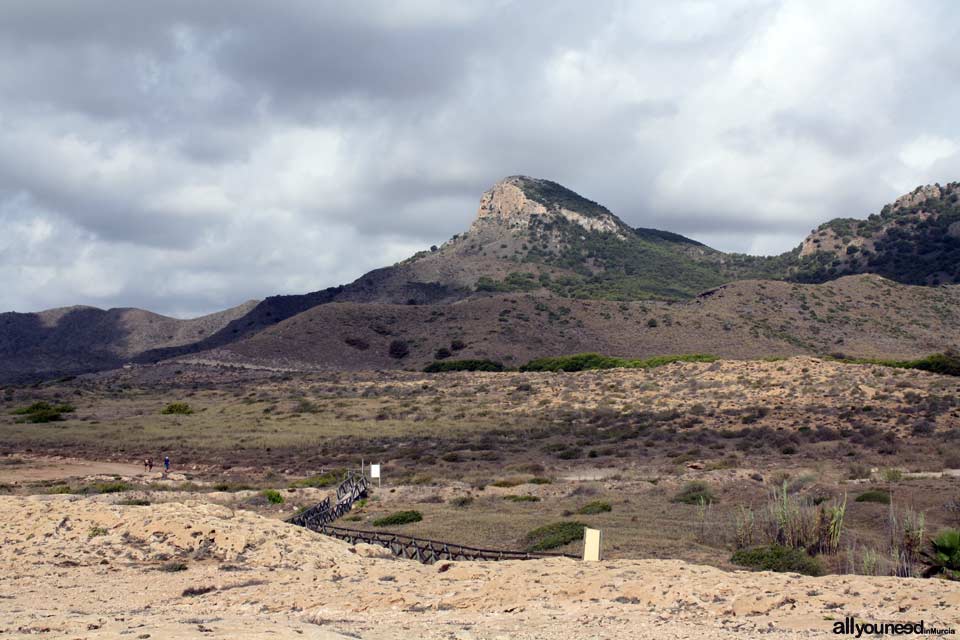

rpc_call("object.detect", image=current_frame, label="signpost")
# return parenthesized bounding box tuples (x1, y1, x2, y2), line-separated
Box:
(583, 527, 602, 562)
(370, 463, 381, 489)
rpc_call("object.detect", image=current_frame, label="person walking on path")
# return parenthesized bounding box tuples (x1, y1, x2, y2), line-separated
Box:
(163, 455, 170, 474)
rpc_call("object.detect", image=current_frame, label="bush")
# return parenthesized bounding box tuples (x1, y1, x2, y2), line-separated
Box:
(388, 340, 410, 359)
(423, 359, 505, 373)
(159, 562, 188, 572)
(77, 481, 131, 494)
(524, 521, 586, 552)
(118, 498, 151, 506)
(672, 481, 716, 505)
(372, 510, 423, 527)
(449, 496, 474, 508)
(731, 545, 825, 576)
(450, 339, 466, 351)
(503, 494, 540, 502)
(519, 353, 717, 372)
(529, 477, 553, 485)
(161, 402, 194, 415)
(11, 401, 76, 423)
(855, 489, 891, 504)
(577, 500, 612, 515)
(434, 347, 452, 360)
(290, 468, 345, 488)
(344, 337, 369, 351)
(261, 489, 284, 504)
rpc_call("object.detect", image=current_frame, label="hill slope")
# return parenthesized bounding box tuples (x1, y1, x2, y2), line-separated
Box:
(188, 275, 960, 371)
(0, 300, 258, 382)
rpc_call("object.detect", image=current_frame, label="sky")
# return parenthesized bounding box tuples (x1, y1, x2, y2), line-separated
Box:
(2, 0, 959, 317)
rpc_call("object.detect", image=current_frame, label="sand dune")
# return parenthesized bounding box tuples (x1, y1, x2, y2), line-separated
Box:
(1, 495, 958, 638)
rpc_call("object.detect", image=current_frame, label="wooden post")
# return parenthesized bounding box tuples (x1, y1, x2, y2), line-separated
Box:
(583, 527, 602, 562)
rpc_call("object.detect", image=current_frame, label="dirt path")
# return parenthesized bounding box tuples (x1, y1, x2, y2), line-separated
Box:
(0, 455, 149, 484)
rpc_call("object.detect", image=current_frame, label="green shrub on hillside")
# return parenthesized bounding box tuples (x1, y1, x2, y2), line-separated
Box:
(424, 359, 505, 372)
(12, 401, 75, 423)
(290, 468, 345, 488)
(261, 489, 284, 504)
(523, 521, 586, 552)
(519, 353, 717, 372)
(576, 500, 612, 515)
(161, 402, 194, 415)
(372, 510, 423, 527)
(855, 489, 891, 504)
(672, 481, 716, 505)
(731, 545, 825, 576)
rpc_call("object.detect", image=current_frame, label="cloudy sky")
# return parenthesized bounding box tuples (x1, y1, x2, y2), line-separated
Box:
(2, 0, 959, 316)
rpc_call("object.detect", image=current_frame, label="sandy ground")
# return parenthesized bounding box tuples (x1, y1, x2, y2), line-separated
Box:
(1, 495, 958, 639)
(0, 455, 148, 484)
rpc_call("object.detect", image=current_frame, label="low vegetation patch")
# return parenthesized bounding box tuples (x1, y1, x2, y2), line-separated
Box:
(576, 500, 612, 515)
(182, 585, 216, 597)
(159, 562, 188, 572)
(524, 521, 586, 551)
(12, 401, 75, 423)
(161, 402, 194, 415)
(672, 481, 716, 505)
(372, 510, 423, 527)
(840, 352, 960, 378)
(290, 469, 345, 488)
(855, 489, 891, 504)
(424, 359, 505, 372)
(731, 545, 825, 576)
(503, 494, 540, 503)
(449, 496, 474, 508)
(261, 489, 284, 504)
(519, 353, 717, 372)
(118, 498, 150, 506)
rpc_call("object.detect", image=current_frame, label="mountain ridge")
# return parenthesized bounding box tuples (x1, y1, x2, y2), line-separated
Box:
(3, 176, 960, 382)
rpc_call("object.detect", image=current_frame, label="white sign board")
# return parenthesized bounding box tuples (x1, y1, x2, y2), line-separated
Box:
(370, 464, 381, 479)
(583, 527, 602, 562)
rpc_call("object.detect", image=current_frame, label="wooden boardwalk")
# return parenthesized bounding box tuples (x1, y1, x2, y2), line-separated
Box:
(286, 472, 577, 564)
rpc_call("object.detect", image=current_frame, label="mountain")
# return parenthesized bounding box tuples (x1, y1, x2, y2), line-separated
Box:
(2, 176, 960, 382)
(792, 182, 960, 285)
(0, 301, 258, 383)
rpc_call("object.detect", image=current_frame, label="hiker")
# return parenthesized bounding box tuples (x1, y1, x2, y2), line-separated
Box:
(143, 458, 149, 473)
(163, 456, 170, 473)
(147, 458, 154, 472)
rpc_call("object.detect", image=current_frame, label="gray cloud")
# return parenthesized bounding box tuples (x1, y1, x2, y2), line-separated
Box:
(1, 0, 959, 315)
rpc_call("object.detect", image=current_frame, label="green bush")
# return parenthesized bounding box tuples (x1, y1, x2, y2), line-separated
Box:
(524, 521, 586, 552)
(423, 359, 505, 372)
(519, 353, 717, 372)
(855, 489, 891, 504)
(290, 469, 345, 488)
(11, 401, 75, 423)
(577, 500, 612, 515)
(74, 481, 131, 495)
(161, 402, 194, 415)
(372, 510, 423, 527)
(731, 545, 825, 576)
(503, 494, 540, 502)
(261, 489, 284, 504)
(118, 498, 151, 506)
(672, 481, 716, 505)
(529, 477, 553, 485)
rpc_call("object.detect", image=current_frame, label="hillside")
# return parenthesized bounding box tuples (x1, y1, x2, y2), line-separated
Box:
(0, 300, 258, 382)
(189, 274, 960, 371)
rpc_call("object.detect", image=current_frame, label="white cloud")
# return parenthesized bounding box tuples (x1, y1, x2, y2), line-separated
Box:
(0, 0, 958, 313)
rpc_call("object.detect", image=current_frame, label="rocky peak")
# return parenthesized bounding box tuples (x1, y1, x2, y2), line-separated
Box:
(471, 175, 627, 237)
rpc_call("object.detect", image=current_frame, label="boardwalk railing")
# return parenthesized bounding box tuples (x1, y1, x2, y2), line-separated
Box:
(287, 471, 578, 564)
(315, 523, 577, 564)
